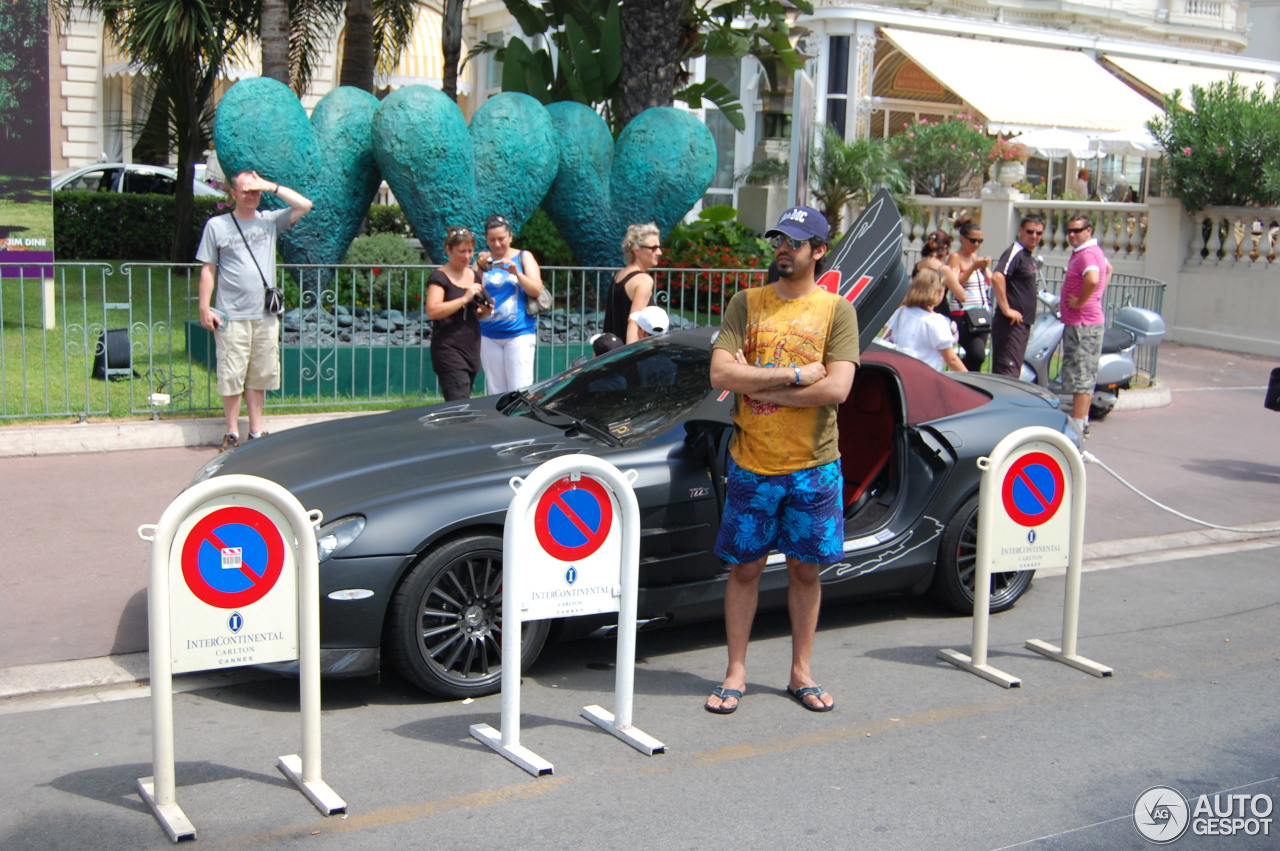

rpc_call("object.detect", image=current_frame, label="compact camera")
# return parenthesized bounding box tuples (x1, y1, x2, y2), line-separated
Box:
(473, 289, 494, 309)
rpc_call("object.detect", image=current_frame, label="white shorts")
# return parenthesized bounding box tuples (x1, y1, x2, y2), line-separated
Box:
(216, 316, 280, 396)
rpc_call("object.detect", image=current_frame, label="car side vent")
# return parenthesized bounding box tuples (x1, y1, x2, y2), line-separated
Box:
(418, 406, 483, 427)
(495, 439, 574, 462)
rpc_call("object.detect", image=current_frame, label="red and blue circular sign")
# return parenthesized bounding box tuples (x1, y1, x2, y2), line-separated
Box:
(534, 476, 614, 561)
(1001, 452, 1066, 527)
(180, 506, 285, 608)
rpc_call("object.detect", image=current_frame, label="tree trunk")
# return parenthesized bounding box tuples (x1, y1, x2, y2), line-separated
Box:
(619, 0, 685, 129)
(260, 0, 291, 85)
(169, 86, 202, 263)
(441, 0, 464, 102)
(340, 0, 375, 92)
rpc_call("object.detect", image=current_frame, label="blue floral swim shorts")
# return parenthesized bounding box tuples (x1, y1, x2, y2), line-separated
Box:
(714, 458, 845, 566)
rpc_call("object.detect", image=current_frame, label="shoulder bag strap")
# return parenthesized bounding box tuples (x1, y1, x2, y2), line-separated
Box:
(228, 213, 271, 291)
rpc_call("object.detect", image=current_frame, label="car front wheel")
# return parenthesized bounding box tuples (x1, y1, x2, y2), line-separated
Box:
(930, 494, 1034, 614)
(385, 533, 550, 698)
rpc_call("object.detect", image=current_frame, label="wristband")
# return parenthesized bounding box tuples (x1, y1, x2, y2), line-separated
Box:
(792, 366, 802, 386)
(274, 183, 281, 193)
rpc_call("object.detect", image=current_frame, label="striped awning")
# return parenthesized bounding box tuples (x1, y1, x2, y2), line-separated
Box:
(1103, 54, 1277, 108)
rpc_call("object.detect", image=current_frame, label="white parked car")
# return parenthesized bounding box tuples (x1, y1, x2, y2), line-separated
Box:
(52, 163, 225, 197)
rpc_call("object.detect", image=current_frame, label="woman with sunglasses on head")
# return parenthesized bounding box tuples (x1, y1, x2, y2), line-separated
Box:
(426, 226, 492, 401)
(475, 213, 544, 394)
(946, 218, 993, 372)
(604, 223, 662, 344)
(914, 229, 965, 312)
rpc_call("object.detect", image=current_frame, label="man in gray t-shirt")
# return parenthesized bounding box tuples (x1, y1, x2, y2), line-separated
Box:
(197, 170, 312, 451)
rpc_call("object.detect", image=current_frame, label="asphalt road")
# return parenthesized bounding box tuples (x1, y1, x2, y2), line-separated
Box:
(0, 546, 1276, 849)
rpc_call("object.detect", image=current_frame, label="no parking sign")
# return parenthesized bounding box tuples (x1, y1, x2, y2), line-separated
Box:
(518, 473, 623, 621)
(988, 441, 1072, 573)
(168, 495, 298, 673)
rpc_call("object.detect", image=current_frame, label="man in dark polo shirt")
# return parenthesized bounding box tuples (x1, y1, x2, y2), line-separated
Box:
(989, 214, 1045, 377)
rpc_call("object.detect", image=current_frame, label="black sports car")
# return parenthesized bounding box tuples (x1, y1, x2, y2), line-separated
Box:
(192, 327, 1075, 698)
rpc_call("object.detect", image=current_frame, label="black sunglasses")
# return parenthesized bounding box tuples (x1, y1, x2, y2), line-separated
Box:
(1066, 227, 1090, 234)
(769, 234, 812, 251)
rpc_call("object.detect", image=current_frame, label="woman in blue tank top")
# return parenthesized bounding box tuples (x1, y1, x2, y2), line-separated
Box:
(476, 214, 545, 394)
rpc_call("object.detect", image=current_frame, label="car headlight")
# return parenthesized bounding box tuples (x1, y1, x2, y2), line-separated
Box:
(189, 453, 228, 485)
(316, 515, 366, 563)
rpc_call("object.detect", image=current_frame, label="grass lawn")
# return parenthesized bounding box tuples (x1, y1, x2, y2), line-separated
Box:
(1, 262, 443, 423)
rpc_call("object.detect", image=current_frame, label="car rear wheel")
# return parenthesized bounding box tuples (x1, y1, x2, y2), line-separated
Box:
(385, 533, 550, 698)
(930, 494, 1034, 614)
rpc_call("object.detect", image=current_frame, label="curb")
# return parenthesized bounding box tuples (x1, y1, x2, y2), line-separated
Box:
(0, 410, 382, 459)
(1113, 381, 1172, 412)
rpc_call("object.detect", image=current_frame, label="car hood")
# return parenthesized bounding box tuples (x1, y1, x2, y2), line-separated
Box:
(202, 401, 604, 516)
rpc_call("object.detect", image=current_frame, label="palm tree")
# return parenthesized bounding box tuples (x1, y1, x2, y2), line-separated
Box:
(338, 0, 417, 93)
(70, 0, 258, 260)
(738, 126, 914, 238)
(260, 0, 345, 93)
(809, 125, 913, 237)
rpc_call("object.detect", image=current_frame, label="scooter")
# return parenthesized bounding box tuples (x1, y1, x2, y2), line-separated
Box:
(1020, 286, 1166, 420)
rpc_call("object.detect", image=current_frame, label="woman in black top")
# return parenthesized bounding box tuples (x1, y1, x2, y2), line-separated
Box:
(426, 226, 492, 400)
(603, 222, 661, 343)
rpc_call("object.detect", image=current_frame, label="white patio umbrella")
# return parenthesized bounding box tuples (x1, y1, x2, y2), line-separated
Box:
(1091, 128, 1163, 158)
(1091, 128, 1164, 201)
(1011, 128, 1099, 200)
(1011, 127, 1099, 159)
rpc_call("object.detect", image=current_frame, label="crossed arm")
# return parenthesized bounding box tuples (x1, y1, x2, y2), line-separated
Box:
(709, 346, 856, 408)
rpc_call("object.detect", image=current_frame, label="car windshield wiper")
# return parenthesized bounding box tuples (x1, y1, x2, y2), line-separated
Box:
(507, 390, 621, 447)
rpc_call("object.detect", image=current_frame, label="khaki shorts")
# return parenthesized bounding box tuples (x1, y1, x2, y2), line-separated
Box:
(216, 316, 280, 396)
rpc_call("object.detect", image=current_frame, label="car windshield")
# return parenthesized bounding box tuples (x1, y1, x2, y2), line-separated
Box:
(507, 337, 712, 444)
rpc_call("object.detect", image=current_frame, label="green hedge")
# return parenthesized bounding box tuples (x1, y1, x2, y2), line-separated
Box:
(54, 191, 226, 261)
(53, 193, 577, 266)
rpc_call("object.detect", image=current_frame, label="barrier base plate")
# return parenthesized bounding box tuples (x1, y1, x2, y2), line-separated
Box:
(937, 649, 1022, 688)
(470, 723, 554, 777)
(277, 754, 348, 815)
(137, 777, 197, 843)
(581, 705, 666, 756)
(1025, 639, 1114, 678)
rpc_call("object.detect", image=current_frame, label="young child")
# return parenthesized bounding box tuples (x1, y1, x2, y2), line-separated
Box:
(883, 268, 968, 372)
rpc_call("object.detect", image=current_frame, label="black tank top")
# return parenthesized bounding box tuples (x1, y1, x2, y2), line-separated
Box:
(604, 270, 644, 338)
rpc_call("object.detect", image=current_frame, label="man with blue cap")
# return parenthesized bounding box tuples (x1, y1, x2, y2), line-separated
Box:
(704, 205, 859, 715)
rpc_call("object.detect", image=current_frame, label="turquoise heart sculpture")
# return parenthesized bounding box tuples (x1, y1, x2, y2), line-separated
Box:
(373, 88, 559, 263)
(542, 103, 717, 267)
(213, 77, 381, 268)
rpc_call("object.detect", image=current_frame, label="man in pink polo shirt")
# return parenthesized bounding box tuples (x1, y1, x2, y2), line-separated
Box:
(1061, 215, 1111, 439)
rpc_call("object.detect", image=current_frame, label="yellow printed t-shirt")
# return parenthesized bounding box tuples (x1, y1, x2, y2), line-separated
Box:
(714, 285, 859, 475)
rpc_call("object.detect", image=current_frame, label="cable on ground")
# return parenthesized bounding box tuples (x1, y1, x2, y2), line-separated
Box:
(1082, 450, 1280, 534)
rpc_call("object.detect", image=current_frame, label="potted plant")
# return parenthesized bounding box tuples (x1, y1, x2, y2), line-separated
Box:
(988, 137, 1030, 187)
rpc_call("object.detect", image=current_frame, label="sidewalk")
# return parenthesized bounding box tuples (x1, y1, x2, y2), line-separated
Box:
(2, 342, 1277, 702)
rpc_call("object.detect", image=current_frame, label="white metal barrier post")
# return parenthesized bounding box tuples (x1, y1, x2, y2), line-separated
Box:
(136, 474, 346, 842)
(470, 455, 664, 776)
(939, 426, 1112, 687)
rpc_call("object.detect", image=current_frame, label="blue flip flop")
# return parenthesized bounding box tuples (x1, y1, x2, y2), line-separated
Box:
(787, 684, 834, 712)
(705, 685, 743, 714)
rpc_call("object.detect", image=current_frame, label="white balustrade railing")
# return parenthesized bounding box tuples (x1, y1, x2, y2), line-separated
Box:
(1186, 206, 1280, 269)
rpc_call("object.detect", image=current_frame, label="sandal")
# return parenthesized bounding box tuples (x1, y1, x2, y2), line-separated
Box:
(786, 684, 834, 713)
(704, 685, 743, 715)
